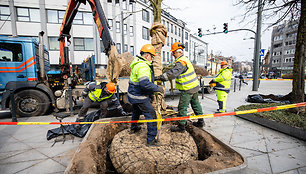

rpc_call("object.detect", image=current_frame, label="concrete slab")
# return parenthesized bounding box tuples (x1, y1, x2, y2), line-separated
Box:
(0, 159, 41, 174)
(0, 149, 47, 164)
(230, 129, 265, 145)
(269, 146, 306, 173)
(0, 141, 32, 152)
(16, 159, 66, 174)
(246, 154, 272, 173)
(279, 169, 299, 174)
(297, 166, 306, 174)
(232, 146, 265, 158)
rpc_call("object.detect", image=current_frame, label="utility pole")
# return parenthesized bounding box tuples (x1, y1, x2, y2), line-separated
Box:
(121, 11, 133, 54)
(252, 0, 262, 91)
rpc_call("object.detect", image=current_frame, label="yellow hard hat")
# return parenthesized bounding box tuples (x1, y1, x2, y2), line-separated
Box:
(170, 42, 185, 52)
(140, 44, 156, 56)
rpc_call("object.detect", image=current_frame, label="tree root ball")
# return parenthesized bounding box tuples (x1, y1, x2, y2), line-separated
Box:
(109, 124, 198, 174)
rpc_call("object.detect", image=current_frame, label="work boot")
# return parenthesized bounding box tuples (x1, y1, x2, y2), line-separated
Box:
(193, 120, 205, 128)
(129, 126, 141, 134)
(170, 124, 186, 133)
(146, 139, 161, 147)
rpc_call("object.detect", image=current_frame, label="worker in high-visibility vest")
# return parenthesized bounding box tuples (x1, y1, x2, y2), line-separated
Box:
(128, 44, 164, 146)
(209, 61, 232, 113)
(77, 82, 126, 121)
(155, 42, 205, 132)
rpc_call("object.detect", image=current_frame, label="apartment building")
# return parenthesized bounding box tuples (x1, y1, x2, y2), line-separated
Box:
(270, 20, 299, 75)
(0, 0, 208, 69)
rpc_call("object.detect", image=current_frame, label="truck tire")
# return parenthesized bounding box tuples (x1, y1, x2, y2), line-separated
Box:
(13, 90, 50, 117)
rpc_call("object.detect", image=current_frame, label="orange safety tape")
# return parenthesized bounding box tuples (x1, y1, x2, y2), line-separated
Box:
(0, 102, 305, 125)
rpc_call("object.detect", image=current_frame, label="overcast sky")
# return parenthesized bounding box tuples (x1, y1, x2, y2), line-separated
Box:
(162, 0, 279, 62)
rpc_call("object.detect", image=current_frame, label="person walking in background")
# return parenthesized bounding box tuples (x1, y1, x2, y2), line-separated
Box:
(239, 74, 248, 85)
(209, 61, 232, 113)
(155, 42, 205, 132)
(128, 44, 164, 146)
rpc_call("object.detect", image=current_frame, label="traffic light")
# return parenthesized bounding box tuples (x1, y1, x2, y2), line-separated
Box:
(198, 28, 202, 37)
(223, 23, 228, 33)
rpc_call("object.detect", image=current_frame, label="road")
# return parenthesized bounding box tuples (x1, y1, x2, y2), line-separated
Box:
(0, 80, 305, 173)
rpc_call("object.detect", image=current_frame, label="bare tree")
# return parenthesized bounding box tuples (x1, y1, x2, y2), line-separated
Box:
(236, 0, 305, 109)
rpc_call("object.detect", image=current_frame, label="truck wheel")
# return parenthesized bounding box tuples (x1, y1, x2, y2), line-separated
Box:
(14, 90, 50, 117)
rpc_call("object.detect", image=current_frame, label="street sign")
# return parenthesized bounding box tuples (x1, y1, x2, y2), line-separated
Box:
(260, 49, 265, 56)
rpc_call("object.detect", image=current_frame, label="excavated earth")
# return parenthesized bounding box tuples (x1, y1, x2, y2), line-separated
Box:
(66, 122, 244, 174)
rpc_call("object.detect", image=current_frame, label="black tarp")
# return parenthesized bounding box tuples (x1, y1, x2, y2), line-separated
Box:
(46, 110, 101, 140)
(246, 94, 290, 104)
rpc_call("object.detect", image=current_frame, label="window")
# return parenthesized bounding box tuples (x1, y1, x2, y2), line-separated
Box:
(185, 42, 188, 51)
(0, 42, 22, 62)
(17, 7, 40, 22)
(129, 3, 134, 12)
(108, 19, 113, 30)
(167, 36, 169, 46)
(116, 21, 120, 33)
(167, 52, 169, 62)
(122, 0, 127, 10)
(142, 26, 149, 40)
(175, 39, 177, 43)
(115, 0, 120, 6)
(285, 40, 296, 46)
(124, 44, 128, 52)
(83, 12, 92, 24)
(73, 12, 83, 24)
(175, 26, 177, 35)
(162, 20, 165, 25)
(123, 24, 127, 35)
(74, 38, 94, 51)
(285, 49, 295, 55)
(185, 32, 188, 40)
(142, 9, 149, 22)
(48, 37, 60, 51)
(116, 43, 121, 54)
(130, 46, 134, 56)
(0, 6, 10, 20)
(130, 26, 134, 36)
(163, 51, 165, 61)
(47, 10, 65, 23)
(167, 22, 169, 31)
(107, 0, 112, 3)
(171, 24, 173, 33)
(178, 28, 181, 37)
(171, 37, 173, 46)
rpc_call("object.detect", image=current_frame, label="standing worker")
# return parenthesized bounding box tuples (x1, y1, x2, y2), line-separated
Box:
(209, 61, 232, 113)
(128, 44, 164, 146)
(239, 74, 248, 85)
(77, 82, 126, 121)
(155, 42, 205, 132)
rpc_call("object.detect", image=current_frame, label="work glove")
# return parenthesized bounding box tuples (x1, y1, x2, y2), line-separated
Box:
(209, 79, 215, 84)
(157, 85, 165, 94)
(121, 111, 127, 116)
(81, 91, 88, 98)
(155, 75, 167, 82)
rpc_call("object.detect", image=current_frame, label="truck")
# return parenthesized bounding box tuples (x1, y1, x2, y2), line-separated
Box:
(0, 0, 117, 117)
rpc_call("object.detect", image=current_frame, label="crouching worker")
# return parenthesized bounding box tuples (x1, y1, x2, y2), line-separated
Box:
(128, 44, 164, 146)
(77, 82, 126, 121)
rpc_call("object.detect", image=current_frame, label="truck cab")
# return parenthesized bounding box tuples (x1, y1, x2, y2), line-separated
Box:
(0, 36, 54, 116)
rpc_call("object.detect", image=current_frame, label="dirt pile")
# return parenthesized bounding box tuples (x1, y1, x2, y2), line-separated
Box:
(66, 122, 244, 174)
(109, 125, 198, 174)
(193, 64, 209, 76)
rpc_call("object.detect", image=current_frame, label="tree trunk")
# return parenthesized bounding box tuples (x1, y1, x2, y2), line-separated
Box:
(292, 0, 306, 104)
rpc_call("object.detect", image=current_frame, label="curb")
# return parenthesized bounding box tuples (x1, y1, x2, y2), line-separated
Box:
(236, 113, 306, 141)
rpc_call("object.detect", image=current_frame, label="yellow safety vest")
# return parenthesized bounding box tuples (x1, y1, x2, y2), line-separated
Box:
(89, 83, 113, 102)
(175, 56, 199, 91)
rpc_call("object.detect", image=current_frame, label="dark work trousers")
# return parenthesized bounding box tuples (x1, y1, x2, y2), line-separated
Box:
(131, 100, 157, 143)
(177, 91, 204, 126)
(78, 96, 108, 120)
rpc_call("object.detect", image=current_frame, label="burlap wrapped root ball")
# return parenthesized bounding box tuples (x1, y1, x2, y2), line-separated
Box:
(109, 124, 198, 174)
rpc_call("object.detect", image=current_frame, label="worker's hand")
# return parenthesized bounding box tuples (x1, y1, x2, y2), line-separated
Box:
(121, 111, 128, 116)
(157, 85, 165, 94)
(81, 91, 88, 98)
(155, 75, 167, 82)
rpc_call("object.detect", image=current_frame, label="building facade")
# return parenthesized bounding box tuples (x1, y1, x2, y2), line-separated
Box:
(270, 20, 299, 76)
(0, 0, 208, 69)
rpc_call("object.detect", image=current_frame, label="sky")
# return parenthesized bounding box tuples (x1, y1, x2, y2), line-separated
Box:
(162, 0, 278, 62)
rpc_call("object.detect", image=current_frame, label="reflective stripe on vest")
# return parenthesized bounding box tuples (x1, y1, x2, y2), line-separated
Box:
(89, 89, 113, 102)
(175, 56, 199, 90)
(127, 92, 149, 100)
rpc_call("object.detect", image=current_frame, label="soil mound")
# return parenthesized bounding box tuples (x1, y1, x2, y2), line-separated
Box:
(109, 125, 198, 174)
